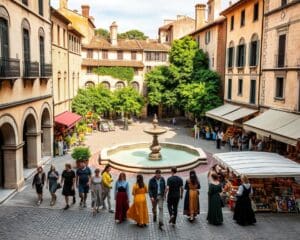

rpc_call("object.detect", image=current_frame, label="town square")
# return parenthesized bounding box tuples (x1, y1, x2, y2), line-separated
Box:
(0, 0, 300, 239)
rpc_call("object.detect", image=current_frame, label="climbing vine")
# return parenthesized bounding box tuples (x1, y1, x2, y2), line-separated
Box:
(94, 67, 134, 82)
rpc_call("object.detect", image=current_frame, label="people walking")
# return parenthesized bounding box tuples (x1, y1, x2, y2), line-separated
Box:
(32, 166, 46, 206)
(115, 172, 130, 223)
(61, 163, 76, 210)
(183, 170, 200, 222)
(233, 175, 256, 226)
(47, 165, 59, 206)
(101, 165, 114, 213)
(148, 169, 166, 230)
(194, 123, 199, 140)
(127, 175, 149, 227)
(91, 168, 102, 216)
(207, 173, 223, 225)
(76, 161, 92, 208)
(216, 129, 223, 149)
(165, 167, 183, 226)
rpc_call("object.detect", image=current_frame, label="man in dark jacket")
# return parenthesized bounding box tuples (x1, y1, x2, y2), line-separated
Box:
(148, 169, 166, 230)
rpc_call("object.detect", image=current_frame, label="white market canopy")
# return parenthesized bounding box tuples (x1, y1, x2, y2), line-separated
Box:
(213, 151, 300, 178)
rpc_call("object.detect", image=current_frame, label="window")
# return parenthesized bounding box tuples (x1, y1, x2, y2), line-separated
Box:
(281, 0, 287, 6)
(250, 34, 259, 66)
(250, 80, 256, 104)
(237, 38, 246, 67)
(155, 52, 160, 61)
(102, 50, 108, 59)
(205, 31, 211, 44)
(227, 79, 232, 100)
(241, 10, 245, 27)
(22, 0, 28, 5)
(87, 49, 93, 58)
(146, 52, 151, 61)
(238, 79, 243, 95)
(85, 81, 95, 88)
(87, 66, 93, 74)
(131, 51, 137, 60)
(115, 81, 125, 89)
(101, 81, 110, 90)
(117, 51, 123, 60)
(227, 42, 234, 68)
(23, 28, 30, 74)
(39, 36, 45, 74)
(253, 3, 259, 21)
(57, 72, 61, 101)
(0, 18, 9, 60)
(131, 81, 139, 91)
(230, 16, 234, 31)
(57, 25, 60, 46)
(276, 77, 284, 98)
(278, 34, 286, 67)
(38, 0, 43, 16)
(161, 53, 167, 62)
(63, 29, 66, 48)
(146, 66, 151, 72)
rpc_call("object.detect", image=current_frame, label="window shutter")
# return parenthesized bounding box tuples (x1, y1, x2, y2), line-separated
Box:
(248, 42, 252, 66)
(232, 47, 235, 67)
(243, 44, 246, 66)
(236, 46, 239, 67)
(226, 48, 229, 67)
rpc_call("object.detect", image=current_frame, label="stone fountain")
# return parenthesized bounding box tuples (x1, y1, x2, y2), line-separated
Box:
(143, 114, 167, 160)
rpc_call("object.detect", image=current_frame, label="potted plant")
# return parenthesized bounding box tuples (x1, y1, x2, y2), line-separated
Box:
(71, 147, 91, 167)
(78, 134, 85, 145)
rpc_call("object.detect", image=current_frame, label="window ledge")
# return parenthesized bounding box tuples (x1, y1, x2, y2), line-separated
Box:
(274, 97, 285, 102)
(250, 65, 258, 69)
(237, 94, 243, 97)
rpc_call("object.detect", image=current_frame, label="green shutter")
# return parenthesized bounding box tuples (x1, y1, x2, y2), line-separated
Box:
(256, 40, 260, 66)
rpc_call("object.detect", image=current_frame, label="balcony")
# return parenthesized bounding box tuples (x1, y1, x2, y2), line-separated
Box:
(40, 63, 52, 79)
(23, 61, 39, 79)
(0, 58, 21, 88)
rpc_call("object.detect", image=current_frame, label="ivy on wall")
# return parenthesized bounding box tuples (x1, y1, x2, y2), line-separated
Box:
(94, 67, 134, 82)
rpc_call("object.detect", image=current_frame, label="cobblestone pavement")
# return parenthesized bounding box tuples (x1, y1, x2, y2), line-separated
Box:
(1, 119, 300, 240)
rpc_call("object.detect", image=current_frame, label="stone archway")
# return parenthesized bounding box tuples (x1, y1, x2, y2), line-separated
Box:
(22, 108, 40, 169)
(41, 105, 52, 157)
(0, 115, 23, 189)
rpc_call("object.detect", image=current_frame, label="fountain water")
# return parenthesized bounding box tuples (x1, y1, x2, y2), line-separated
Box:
(143, 114, 167, 160)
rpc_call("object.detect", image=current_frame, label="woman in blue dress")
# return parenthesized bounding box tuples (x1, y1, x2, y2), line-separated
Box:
(47, 165, 59, 206)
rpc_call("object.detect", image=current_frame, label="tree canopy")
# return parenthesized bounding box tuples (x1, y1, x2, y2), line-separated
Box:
(95, 28, 110, 40)
(94, 28, 148, 40)
(145, 36, 222, 118)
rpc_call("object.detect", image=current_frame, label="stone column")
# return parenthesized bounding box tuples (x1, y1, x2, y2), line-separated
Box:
(26, 132, 41, 168)
(41, 124, 53, 157)
(2, 143, 24, 189)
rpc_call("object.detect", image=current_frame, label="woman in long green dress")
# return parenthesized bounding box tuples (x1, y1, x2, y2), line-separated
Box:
(207, 173, 223, 225)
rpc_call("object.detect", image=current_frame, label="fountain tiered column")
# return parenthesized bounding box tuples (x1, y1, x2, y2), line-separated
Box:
(143, 114, 167, 161)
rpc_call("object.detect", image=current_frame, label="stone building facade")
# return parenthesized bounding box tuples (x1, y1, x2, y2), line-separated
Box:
(222, 0, 264, 108)
(0, 0, 52, 190)
(158, 15, 195, 44)
(51, 8, 82, 116)
(81, 22, 170, 97)
(189, 1, 227, 96)
(260, 0, 300, 113)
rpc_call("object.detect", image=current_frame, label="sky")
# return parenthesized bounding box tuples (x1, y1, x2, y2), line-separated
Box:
(51, 0, 230, 39)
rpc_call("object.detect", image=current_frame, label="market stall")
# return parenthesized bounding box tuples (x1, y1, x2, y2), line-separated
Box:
(213, 151, 300, 213)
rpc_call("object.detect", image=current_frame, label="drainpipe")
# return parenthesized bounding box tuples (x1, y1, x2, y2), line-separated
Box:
(258, 0, 265, 111)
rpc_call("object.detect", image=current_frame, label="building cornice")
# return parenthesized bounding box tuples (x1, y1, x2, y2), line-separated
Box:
(0, 94, 52, 110)
(11, 0, 51, 25)
(265, 0, 300, 17)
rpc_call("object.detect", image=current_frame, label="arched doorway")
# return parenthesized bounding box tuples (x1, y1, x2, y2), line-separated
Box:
(22, 111, 39, 169)
(0, 115, 21, 189)
(41, 107, 52, 157)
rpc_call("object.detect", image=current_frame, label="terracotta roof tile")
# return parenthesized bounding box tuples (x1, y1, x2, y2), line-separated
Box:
(82, 59, 144, 68)
(83, 37, 170, 52)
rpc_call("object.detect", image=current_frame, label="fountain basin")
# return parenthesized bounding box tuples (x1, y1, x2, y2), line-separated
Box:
(99, 142, 207, 173)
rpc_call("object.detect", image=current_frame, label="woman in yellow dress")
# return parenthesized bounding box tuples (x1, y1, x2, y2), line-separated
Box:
(127, 174, 149, 227)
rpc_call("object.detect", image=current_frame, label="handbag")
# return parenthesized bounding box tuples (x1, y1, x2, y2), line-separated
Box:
(56, 183, 62, 190)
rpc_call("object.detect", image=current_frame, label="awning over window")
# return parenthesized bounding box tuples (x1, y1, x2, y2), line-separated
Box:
(244, 109, 300, 146)
(213, 151, 300, 178)
(55, 111, 82, 128)
(205, 104, 258, 125)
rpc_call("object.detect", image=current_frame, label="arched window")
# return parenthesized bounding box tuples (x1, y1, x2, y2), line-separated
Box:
(115, 81, 125, 89)
(227, 41, 234, 68)
(237, 38, 246, 67)
(22, 19, 31, 76)
(249, 34, 259, 67)
(85, 81, 95, 88)
(0, 7, 10, 60)
(101, 81, 110, 90)
(131, 81, 139, 91)
(39, 28, 45, 76)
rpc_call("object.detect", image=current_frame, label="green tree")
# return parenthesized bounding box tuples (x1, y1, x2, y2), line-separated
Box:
(72, 84, 112, 116)
(118, 30, 148, 40)
(95, 28, 110, 40)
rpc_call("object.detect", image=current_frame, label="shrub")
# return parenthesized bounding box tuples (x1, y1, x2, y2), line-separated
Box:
(71, 147, 91, 162)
